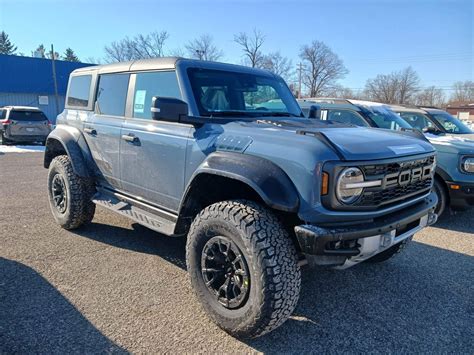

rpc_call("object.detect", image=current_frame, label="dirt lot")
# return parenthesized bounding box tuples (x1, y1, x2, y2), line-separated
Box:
(1, 152, 473, 353)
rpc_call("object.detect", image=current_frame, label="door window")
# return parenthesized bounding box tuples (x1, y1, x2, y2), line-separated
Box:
(326, 109, 369, 127)
(132, 71, 181, 119)
(95, 74, 130, 116)
(399, 112, 434, 130)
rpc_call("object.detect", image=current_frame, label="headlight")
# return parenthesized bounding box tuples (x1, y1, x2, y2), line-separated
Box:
(336, 167, 364, 204)
(462, 157, 474, 174)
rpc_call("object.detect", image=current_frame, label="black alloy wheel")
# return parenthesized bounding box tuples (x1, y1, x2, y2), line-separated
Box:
(201, 236, 250, 309)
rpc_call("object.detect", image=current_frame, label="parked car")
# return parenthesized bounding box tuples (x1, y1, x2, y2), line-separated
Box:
(297, 98, 412, 130)
(44, 58, 437, 338)
(0, 106, 51, 145)
(391, 105, 474, 216)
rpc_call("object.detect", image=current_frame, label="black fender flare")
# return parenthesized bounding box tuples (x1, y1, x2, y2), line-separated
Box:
(435, 166, 453, 183)
(44, 125, 92, 177)
(182, 151, 300, 212)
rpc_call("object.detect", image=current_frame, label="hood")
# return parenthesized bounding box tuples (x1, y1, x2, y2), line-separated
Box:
(230, 119, 435, 161)
(426, 133, 474, 154)
(310, 127, 434, 160)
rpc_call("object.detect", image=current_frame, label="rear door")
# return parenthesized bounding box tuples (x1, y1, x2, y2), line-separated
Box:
(7, 110, 50, 137)
(83, 73, 130, 189)
(119, 70, 191, 211)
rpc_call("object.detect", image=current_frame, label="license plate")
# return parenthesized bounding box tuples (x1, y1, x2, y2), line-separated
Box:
(26, 128, 36, 132)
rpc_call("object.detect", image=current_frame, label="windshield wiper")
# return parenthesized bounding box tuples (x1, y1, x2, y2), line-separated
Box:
(257, 112, 301, 117)
(206, 111, 258, 118)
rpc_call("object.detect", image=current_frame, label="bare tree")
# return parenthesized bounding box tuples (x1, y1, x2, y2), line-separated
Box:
(84, 56, 103, 65)
(185, 34, 223, 61)
(104, 30, 169, 62)
(397, 67, 420, 104)
(323, 84, 360, 99)
(364, 66, 420, 104)
(450, 80, 474, 104)
(415, 86, 446, 107)
(261, 52, 293, 81)
(234, 29, 265, 68)
(299, 41, 348, 97)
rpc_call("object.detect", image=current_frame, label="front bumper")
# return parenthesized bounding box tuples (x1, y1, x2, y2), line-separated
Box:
(294, 193, 438, 268)
(446, 182, 474, 210)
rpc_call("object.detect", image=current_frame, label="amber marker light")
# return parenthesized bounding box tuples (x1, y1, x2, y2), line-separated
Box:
(321, 172, 329, 195)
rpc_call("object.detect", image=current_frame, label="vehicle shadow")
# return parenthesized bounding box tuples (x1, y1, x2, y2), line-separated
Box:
(247, 241, 474, 353)
(0, 257, 127, 353)
(73, 221, 473, 352)
(434, 209, 474, 234)
(76, 222, 187, 270)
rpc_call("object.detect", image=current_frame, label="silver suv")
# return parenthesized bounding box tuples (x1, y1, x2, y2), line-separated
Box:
(0, 106, 51, 145)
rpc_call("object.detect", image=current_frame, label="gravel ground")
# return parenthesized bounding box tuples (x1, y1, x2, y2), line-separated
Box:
(1, 153, 473, 353)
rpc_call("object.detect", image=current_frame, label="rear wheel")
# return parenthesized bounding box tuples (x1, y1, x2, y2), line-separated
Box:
(0, 131, 9, 145)
(433, 178, 448, 217)
(47, 155, 96, 229)
(186, 200, 301, 338)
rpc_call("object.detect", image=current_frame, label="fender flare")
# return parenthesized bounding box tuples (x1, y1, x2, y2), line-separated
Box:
(44, 125, 92, 177)
(182, 151, 300, 213)
(435, 166, 453, 182)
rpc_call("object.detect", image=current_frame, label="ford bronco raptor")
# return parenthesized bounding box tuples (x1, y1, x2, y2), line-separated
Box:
(44, 58, 438, 338)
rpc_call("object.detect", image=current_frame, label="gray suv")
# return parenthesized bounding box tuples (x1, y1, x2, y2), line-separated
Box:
(44, 58, 438, 338)
(1, 106, 51, 145)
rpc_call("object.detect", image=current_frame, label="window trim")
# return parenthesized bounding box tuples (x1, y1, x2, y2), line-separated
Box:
(65, 73, 96, 111)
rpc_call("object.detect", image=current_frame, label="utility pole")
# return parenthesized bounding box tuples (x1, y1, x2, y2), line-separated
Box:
(51, 44, 60, 116)
(297, 62, 304, 99)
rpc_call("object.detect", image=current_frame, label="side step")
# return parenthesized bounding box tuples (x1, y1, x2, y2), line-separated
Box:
(93, 191, 177, 236)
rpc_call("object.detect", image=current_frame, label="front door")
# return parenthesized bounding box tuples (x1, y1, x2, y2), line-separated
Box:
(83, 73, 130, 189)
(119, 70, 191, 212)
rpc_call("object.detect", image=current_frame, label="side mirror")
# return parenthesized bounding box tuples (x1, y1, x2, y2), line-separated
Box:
(151, 96, 188, 122)
(308, 104, 321, 119)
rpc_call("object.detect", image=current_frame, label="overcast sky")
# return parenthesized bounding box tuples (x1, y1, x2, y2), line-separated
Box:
(1, 0, 472, 93)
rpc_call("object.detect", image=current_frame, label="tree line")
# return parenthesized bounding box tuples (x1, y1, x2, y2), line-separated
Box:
(1, 29, 472, 106)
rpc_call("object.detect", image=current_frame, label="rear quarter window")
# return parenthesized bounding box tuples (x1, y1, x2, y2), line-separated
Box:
(67, 75, 92, 108)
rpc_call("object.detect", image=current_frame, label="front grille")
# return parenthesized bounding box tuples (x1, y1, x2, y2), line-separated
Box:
(357, 155, 435, 209)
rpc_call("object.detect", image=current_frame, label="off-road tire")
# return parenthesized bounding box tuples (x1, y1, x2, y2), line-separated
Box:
(433, 178, 448, 217)
(47, 155, 96, 229)
(186, 200, 301, 338)
(366, 237, 412, 263)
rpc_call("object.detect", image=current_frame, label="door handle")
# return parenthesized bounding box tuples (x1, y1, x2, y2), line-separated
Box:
(121, 134, 140, 144)
(84, 127, 97, 135)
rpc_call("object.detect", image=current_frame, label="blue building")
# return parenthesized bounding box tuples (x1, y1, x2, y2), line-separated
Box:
(0, 54, 93, 123)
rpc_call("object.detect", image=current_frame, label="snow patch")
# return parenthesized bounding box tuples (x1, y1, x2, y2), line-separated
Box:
(0, 145, 45, 153)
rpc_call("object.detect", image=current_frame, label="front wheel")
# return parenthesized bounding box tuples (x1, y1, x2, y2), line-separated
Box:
(186, 200, 301, 338)
(47, 155, 96, 229)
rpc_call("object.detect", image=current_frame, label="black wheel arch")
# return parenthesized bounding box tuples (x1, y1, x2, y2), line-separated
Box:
(175, 151, 300, 235)
(44, 126, 94, 178)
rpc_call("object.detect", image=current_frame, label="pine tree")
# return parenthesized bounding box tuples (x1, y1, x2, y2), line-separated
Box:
(63, 47, 80, 62)
(0, 31, 17, 55)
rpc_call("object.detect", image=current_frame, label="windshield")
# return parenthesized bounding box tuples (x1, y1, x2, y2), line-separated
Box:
(187, 68, 302, 117)
(430, 111, 473, 134)
(359, 105, 411, 130)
